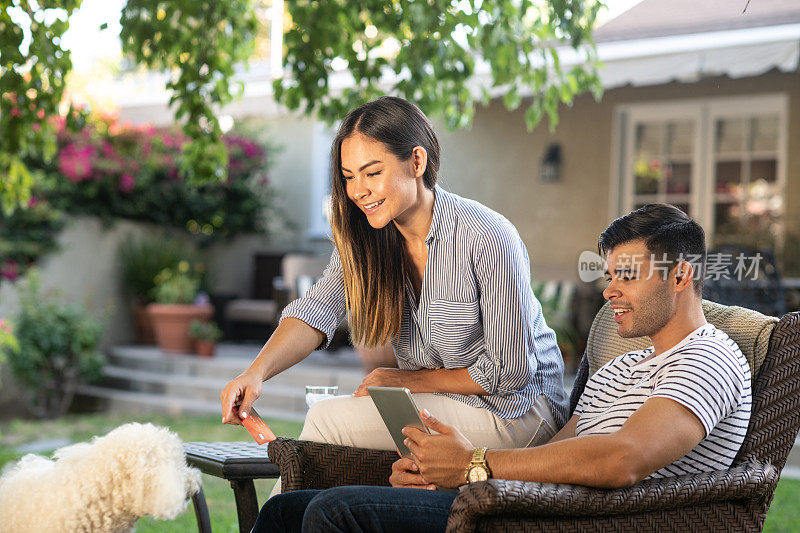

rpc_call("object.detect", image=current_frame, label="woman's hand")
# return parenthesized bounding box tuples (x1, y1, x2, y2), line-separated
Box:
(352, 367, 487, 397)
(389, 457, 436, 490)
(220, 370, 264, 425)
(353, 368, 420, 397)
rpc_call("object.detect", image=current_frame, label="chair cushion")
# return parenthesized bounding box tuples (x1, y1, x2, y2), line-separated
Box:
(586, 300, 778, 379)
(225, 299, 278, 324)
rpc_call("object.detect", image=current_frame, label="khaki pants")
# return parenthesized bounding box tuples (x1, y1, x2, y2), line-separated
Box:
(269, 394, 557, 497)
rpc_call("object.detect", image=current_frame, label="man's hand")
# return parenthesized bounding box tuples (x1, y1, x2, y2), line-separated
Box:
(403, 409, 474, 488)
(352, 368, 419, 397)
(389, 457, 436, 490)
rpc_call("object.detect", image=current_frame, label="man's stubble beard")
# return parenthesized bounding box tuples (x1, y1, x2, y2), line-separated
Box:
(619, 280, 674, 340)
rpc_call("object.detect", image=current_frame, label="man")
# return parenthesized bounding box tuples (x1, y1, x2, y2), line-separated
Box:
(254, 204, 752, 533)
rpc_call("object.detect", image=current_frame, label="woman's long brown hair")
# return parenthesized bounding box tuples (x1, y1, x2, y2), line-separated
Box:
(330, 96, 440, 347)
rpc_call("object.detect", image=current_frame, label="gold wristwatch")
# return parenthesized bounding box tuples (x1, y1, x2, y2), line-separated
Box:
(465, 447, 491, 483)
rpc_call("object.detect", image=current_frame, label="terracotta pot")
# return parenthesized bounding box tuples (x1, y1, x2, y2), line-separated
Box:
(195, 340, 217, 357)
(131, 303, 156, 344)
(147, 303, 214, 354)
(355, 343, 398, 374)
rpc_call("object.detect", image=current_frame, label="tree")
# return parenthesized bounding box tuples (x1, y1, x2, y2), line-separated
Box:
(1, 0, 603, 213)
(276, 0, 604, 130)
(119, 0, 259, 185)
(0, 0, 85, 215)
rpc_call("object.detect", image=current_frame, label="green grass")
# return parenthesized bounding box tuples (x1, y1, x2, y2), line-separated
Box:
(3, 413, 800, 531)
(765, 478, 800, 532)
(0, 412, 303, 532)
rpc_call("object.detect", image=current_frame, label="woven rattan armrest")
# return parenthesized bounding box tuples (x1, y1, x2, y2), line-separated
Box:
(446, 460, 778, 532)
(268, 437, 396, 491)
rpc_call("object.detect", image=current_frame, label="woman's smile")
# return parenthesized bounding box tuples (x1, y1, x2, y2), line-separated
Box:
(362, 198, 385, 214)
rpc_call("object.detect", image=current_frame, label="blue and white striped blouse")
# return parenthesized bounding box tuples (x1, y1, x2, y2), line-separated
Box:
(280, 185, 569, 425)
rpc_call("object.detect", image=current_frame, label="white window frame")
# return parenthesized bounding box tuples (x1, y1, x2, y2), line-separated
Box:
(612, 93, 789, 244)
(307, 121, 336, 239)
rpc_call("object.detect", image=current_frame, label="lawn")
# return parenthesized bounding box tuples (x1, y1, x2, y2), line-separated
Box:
(2, 412, 799, 531)
(0, 412, 304, 533)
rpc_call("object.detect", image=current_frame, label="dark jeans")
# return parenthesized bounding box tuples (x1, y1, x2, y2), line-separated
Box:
(254, 486, 457, 533)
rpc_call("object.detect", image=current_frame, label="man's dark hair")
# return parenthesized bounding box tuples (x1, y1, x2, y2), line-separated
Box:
(598, 204, 706, 295)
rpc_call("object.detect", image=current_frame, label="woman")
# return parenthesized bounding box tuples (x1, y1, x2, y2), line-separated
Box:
(220, 96, 567, 455)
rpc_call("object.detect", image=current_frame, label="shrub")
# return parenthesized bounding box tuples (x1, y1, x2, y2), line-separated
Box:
(31, 114, 276, 243)
(188, 320, 222, 342)
(0, 198, 65, 282)
(1, 271, 106, 419)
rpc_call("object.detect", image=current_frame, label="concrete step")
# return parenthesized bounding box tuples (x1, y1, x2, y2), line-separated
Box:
(78, 343, 585, 428)
(98, 365, 307, 412)
(76, 343, 367, 420)
(105, 345, 365, 391)
(75, 384, 307, 422)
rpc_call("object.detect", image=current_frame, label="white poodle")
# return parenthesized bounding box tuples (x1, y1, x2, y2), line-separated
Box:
(0, 422, 201, 532)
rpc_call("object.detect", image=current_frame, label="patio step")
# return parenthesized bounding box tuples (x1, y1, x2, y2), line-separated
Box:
(75, 384, 307, 422)
(76, 344, 582, 425)
(75, 344, 366, 421)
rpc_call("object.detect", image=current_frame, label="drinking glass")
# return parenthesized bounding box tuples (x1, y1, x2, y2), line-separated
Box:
(305, 385, 339, 410)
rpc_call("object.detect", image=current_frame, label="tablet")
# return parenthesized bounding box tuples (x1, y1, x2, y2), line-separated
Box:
(368, 386, 429, 457)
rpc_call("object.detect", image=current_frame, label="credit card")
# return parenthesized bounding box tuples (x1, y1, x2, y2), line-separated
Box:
(237, 406, 276, 444)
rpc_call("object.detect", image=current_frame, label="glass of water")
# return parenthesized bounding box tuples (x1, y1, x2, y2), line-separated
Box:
(305, 385, 339, 410)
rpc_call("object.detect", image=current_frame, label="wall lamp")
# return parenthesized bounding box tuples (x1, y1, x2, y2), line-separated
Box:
(539, 143, 562, 183)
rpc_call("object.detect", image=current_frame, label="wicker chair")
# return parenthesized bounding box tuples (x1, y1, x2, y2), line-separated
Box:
(268, 305, 800, 532)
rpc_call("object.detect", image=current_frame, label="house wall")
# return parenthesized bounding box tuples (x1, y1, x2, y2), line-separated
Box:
(436, 69, 799, 281)
(436, 97, 612, 282)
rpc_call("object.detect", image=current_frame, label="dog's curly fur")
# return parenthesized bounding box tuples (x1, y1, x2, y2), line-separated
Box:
(0, 422, 201, 533)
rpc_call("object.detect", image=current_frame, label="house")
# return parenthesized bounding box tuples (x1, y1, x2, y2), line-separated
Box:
(197, 0, 797, 288)
(7, 0, 797, 340)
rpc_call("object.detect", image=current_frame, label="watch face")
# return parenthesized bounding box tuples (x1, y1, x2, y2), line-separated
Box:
(468, 466, 489, 483)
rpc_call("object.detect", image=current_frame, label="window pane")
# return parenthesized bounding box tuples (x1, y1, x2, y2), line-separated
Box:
(667, 121, 693, 155)
(715, 118, 746, 153)
(750, 159, 777, 184)
(751, 116, 778, 152)
(715, 202, 742, 238)
(665, 162, 691, 194)
(635, 173, 659, 194)
(715, 161, 742, 196)
(635, 123, 664, 157)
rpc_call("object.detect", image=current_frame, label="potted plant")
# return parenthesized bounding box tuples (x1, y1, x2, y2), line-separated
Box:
(147, 261, 213, 354)
(189, 320, 223, 357)
(118, 235, 200, 344)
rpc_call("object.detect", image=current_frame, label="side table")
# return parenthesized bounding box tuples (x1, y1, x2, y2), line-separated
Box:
(183, 441, 279, 533)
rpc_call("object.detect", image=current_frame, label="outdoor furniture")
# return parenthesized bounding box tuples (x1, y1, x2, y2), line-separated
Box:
(184, 441, 278, 533)
(267, 301, 800, 532)
(224, 252, 330, 341)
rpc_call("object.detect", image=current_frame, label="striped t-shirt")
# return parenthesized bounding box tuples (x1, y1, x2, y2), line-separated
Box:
(575, 324, 751, 477)
(280, 185, 569, 424)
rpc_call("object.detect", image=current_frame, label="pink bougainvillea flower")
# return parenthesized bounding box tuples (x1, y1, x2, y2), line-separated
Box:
(119, 173, 135, 193)
(27, 196, 40, 208)
(58, 143, 96, 182)
(0, 260, 19, 282)
(10, 107, 21, 117)
(101, 140, 116, 159)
